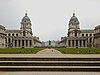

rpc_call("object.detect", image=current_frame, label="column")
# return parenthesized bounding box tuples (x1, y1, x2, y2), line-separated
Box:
(32, 39, 34, 48)
(78, 40, 80, 48)
(6, 38, 8, 47)
(85, 40, 87, 48)
(74, 40, 76, 48)
(67, 40, 69, 48)
(20, 40, 22, 48)
(66, 39, 68, 48)
(13, 40, 15, 48)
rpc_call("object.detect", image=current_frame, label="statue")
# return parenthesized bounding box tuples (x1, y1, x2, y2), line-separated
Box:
(49, 40, 51, 45)
(48, 40, 51, 49)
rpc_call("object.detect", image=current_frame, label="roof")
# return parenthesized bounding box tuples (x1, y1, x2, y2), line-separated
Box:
(80, 30, 94, 33)
(0, 25, 5, 29)
(69, 13, 79, 24)
(6, 30, 20, 33)
(95, 25, 100, 30)
(21, 13, 31, 22)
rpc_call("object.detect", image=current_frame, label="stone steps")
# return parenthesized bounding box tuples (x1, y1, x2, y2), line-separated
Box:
(0, 57, 100, 72)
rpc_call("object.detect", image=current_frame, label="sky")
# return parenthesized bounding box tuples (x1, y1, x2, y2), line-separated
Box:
(0, 0, 100, 41)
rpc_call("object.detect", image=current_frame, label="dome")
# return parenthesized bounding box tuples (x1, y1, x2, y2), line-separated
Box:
(69, 13, 79, 24)
(22, 13, 31, 22)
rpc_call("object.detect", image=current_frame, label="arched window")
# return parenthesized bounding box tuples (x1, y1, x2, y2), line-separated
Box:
(75, 30, 77, 37)
(16, 34, 18, 36)
(8, 38, 10, 43)
(72, 40, 74, 47)
(8, 34, 10, 36)
(68, 40, 70, 47)
(23, 31, 26, 36)
(12, 34, 14, 36)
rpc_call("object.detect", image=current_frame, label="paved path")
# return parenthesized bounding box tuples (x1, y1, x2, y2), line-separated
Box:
(0, 54, 100, 58)
(0, 72, 100, 75)
(36, 48, 62, 55)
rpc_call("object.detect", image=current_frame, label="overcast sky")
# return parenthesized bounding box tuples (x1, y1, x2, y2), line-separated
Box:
(0, 0, 100, 41)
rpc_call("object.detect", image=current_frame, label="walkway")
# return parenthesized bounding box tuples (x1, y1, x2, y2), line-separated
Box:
(36, 48, 62, 55)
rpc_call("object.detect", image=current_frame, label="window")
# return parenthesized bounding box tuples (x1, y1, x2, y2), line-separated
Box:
(90, 34, 92, 36)
(75, 30, 77, 37)
(83, 40, 85, 47)
(80, 40, 82, 47)
(18, 40, 20, 47)
(86, 34, 88, 36)
(90, 38, 92, 43)
(12, 34, 14, 36)
(82, 34, 84, 36)
(68, 40, 70, 47)
(23, 31, 26, 36)
(26, 40, 28, 47)
(76, 40, 78, 46)
(72, 40, 74, 47)
(30, 40, 32, 46)
(16, 34, 18, 36)
(8, 34, 10, 36)
(15, 40, 17, 47)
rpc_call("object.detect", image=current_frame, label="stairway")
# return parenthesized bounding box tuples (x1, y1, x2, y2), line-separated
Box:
(0, 57, 100, 72)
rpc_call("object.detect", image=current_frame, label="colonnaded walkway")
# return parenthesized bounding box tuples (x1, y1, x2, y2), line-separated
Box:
(36, 48, 62, 54)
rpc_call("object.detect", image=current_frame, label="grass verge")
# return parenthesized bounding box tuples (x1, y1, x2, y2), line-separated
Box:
(0, 48, 44, 54)
(55, 48, 100, 54)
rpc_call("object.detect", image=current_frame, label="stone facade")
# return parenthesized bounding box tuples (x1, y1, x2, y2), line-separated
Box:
(60, 13, 94, 48)
(94, 25, 100, 48)
(0, 13, 41, 48)
(0, 25, 6, 48)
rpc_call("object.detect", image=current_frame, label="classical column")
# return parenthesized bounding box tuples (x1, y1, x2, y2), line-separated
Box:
(6, 38, 8, 47)
(32, 39, 34, 48)
(85, 40, 87, 48)
(67, 40, 69, 48)
(78, 40, 80, 48)
(13, 40, 15, 48)
(74, 40, 76, 48)
(20, 40, 22, 48)
(66, 39, 68, 48)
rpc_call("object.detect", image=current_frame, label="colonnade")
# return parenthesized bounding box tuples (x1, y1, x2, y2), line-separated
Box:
(67, 40, 87, 48)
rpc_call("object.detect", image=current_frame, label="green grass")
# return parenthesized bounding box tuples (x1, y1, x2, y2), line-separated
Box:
(55, 48, 100, 54)
(0, 48, 44, 54)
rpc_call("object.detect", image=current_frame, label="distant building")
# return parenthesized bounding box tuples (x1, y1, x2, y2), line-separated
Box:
(94, 25, 100, 48)
(0, 12, 41, 48)
(59, 12, 94, 48)
(41, 40, 66, 48)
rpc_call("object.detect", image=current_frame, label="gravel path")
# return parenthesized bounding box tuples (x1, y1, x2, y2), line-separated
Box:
(36, 48, 62, 55)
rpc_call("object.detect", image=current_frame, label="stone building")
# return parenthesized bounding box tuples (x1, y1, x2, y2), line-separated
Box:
(59, 13, 94, 48)
(0, 25, 6, 48)
(1, 12, 41, 48)
(94, 25, 100, 48)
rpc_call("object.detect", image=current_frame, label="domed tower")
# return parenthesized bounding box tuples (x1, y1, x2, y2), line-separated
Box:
(20, 12, 33, 37)
(68, 12, 80, 37)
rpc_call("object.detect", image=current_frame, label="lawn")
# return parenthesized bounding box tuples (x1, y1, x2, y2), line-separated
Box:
(55, 48, 100, 54)
(0, 48, 44, 54)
